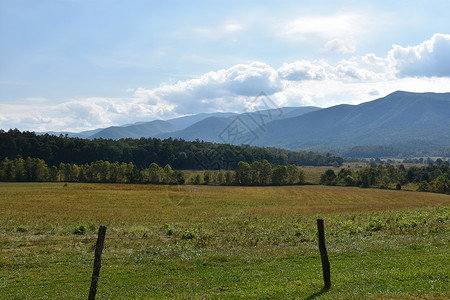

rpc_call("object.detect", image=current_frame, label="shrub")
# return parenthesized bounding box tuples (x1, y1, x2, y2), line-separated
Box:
(73, 224, 86, 235)
(16, 225, 27, 233)
(417, 181, 431, 192)
(196, 231, 215, 247)
(365, 217, 383, 231)
(161, 224, 174, 236)
(181, 229, 197, 240)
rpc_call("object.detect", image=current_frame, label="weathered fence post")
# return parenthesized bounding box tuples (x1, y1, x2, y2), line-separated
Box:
(317, 219, 331, 289)
(89, 225, 107, 300)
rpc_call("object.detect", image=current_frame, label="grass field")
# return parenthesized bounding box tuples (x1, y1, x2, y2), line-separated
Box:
(1, 182, 449, 299)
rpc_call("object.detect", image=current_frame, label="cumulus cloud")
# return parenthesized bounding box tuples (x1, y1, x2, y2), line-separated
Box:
(362, 53, 387, 66)
(388, 33, 450, 77)
(333, 63, 381, 81)
(277, 60, 328, 81)
(321, 38, 356, 54)
(277, 60, 381, 82)
(137, 62, 282, 115)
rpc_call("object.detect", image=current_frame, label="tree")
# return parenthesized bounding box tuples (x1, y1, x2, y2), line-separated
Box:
(433, 175, 449, 193)
(272, 165, 288, 185)
(14, 157, 26, 181)
(343, 175, 355, 186)
(174, 170, 185, 185)
(235, 161, 251, 185)
(286, 164, 300, 185)
(261, 160, 273, 185)
(193, 174, 202, 185)
(203, 170, 212, 185)
(417, 181, 431, 192)
(163, 164, 174, 184)
(357, 167, 379, 188)
(250, 161, 263, 185)
(49, 165, 59, 182)
(216, 172, 225, 185)
(224, 171, 233, 185)
(320, 169, 336, 186)
(149, 163, 162, 184)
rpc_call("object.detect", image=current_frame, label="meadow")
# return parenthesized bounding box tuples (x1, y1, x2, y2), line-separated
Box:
(1, 182, 449, 299)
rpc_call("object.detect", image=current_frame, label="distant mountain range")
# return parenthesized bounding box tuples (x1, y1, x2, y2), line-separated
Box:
(43, 91, 450, 157)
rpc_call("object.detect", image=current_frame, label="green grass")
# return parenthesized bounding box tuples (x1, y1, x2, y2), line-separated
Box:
(0, 182, 449, 299)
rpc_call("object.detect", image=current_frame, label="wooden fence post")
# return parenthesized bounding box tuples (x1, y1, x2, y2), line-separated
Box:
(89, 225, 107, 300)
(317, 219, 331, 289)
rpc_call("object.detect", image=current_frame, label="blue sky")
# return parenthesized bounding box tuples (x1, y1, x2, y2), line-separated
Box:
(1, 0, 450, 132)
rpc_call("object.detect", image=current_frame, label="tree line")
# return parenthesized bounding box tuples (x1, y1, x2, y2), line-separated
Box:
(0, 157, 305, 186)
(0, 129, 342, 169)
(319, 163, 450, 194)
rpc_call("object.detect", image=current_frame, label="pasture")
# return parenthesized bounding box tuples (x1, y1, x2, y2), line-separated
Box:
(1, 182, 449, 299)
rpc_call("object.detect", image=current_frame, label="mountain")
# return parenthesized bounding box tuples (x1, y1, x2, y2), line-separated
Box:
(39, 128, 104, 139)
(157, 106, 321, 142)
(89, 120, 176, 139)
(166, 112, 238, 130)
(73, 107, 320, 140)
(39, 91, 450, 157)
(253, 91, 450, 154)
(157, 116, 233, 142)
(87, 112, 239, 140)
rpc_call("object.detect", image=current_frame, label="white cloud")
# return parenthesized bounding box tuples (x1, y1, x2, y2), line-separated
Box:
(137, 62, 282, 115)
(223, 22, 243, 33)
(361, 53, 387, 66)
(333, 63, 381, 81)
(277, 60, 329, 81)
(388, 33, 450, 77)
(321, 38, 356, 54)
(277, 59, 381, 82)
(173, 21, 244, 42)
(26, 97, 48, 103)
(279, 14, 367, 41)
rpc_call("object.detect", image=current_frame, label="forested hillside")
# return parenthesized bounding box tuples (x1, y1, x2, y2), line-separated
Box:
(0, 129, 342, 169)
(254, 91, 450, 156)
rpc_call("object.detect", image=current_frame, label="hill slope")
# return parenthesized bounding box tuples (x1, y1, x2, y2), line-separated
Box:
(157, 106, 321, 143)
(254, 91, 450, 153)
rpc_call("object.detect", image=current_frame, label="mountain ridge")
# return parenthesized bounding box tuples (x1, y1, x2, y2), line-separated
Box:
(37, 91, 450, 157)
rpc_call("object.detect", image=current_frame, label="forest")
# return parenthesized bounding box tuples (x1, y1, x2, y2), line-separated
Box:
(0, 157, 304, 186)
(319, 163, 450, 194)
(0, 129, 343, 170)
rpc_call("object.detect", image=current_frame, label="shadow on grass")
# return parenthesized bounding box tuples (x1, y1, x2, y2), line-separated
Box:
(305, 287, 329, 300)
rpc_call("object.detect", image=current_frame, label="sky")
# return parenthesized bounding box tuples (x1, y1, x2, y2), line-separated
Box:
(1, 0, 450, 132)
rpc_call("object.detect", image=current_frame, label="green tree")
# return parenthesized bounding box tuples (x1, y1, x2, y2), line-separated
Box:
(433, 175, 449, 193)
(261, 160, 273, 185)
(174, 170, 185, 185)
(272, 165, 288, 185)
(320, 169, 336, 186)
(216, 172, 225, 185)
(235, 161, 251, 185)
(224, 171, 233, 185)
(14, 157, 26, 181)
(250, 161, 263, 185)
(148, 163, 162, 184)
(417, 181, 431, 192)
(357, 167, 379, 188)
(163, 164, 174, 184)
(203, 170, 212, 185)
(287, 164, 304, 184)
(343, 175, 355, 186)
(193, 174, 202, 185)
